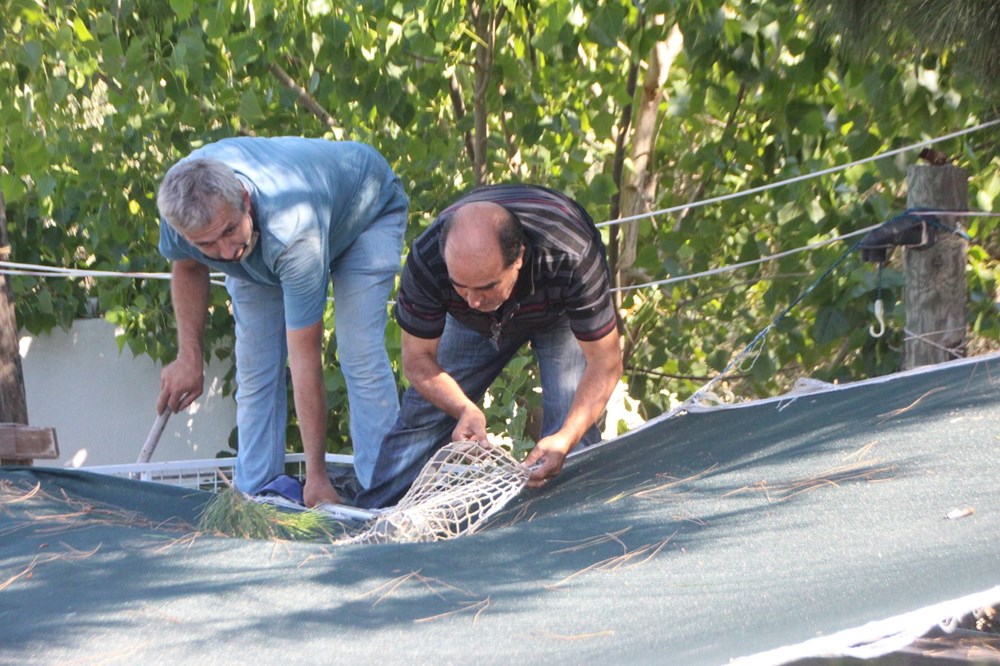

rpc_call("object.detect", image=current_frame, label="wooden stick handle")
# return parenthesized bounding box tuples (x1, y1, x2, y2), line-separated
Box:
(136, 409, 171, 464)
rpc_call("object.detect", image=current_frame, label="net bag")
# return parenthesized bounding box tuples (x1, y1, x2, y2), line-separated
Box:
(349, 440, 531, 544)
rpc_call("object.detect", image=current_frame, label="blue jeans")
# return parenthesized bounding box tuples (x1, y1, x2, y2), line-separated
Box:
(355, 315, 601, 509)
(229, 206, 405, 494)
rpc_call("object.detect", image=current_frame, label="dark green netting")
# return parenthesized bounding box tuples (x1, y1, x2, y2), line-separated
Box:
(3, 354, 1000, 665)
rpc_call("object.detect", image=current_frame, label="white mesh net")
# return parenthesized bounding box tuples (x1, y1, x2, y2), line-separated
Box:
(348, 440, 531, 545)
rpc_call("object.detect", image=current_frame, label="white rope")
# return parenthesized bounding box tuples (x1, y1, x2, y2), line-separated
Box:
(0, 269, 86, 278)
(0, 259, 225, 281)
(908, 211, 1000, 218)
(614, 223, 882, 293)
(0, 263, 173, 280)
(2, 213, 994, 290)
(596, 118, 1000, 229)
(1, 213, 987, 291)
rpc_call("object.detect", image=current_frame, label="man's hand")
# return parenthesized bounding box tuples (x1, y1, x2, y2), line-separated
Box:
(303, 472, 342, 508)
(522, 432, 574, 488)
(453, 404, 488, 443)
(159, 259, 210, 415)
(157, 353, 204, 414)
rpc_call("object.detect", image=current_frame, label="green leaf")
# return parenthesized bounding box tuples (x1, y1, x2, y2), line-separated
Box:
(170, 0, 195, 22)
(587, 4, 626, 48)
(72, 17, 94, 42)
(238, 90, 263, 121)
(19, 40, 43, 72)
(100, 35, 125, 78)
(36, 289, 54, 316)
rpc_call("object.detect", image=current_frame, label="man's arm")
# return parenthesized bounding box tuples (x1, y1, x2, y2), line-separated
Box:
(401, 330, 488, 443)
(287, 321, 342, 508)
(523, 327, 623, 486)
(157, 259, 210, 415)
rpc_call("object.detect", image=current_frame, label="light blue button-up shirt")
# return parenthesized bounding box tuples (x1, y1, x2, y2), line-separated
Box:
(159, 137, 405, 329)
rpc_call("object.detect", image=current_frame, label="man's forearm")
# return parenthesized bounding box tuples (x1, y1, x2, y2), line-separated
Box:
(171, 261, 210, 360)
(557, 367, 618, 445)
(402, 332, 477, 419)
(522, 333, 622, 484)
(554, 334, 623, 448)
(407, 357, 478, 419)
(288, 325, 342, 507)
(286, 323, 330, 480)
(297, 388, 329, 478)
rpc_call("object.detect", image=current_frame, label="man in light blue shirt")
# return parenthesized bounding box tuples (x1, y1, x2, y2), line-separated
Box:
(156, 137, 407, 507)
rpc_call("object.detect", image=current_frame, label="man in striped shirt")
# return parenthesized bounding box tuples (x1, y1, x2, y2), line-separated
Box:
(356, 184, 623, 509)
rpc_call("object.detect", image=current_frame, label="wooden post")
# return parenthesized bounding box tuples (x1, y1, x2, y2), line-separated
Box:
(0, 191, 34, 465)
(903, 165, 969, 369)
(0, 424, 59, 461)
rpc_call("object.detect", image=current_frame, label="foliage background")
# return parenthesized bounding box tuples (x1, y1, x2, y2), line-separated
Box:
(2, 0, 998, 458)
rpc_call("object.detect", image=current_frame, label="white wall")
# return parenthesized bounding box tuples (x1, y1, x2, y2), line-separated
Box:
(19, 318, 236, 468)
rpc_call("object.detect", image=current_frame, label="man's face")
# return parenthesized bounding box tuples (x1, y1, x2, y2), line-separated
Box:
(445, 244, 523, 313)
(183, 193, 255, 262)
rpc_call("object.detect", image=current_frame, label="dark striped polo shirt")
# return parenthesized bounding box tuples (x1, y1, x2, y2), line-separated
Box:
(396, 184, 617, 345)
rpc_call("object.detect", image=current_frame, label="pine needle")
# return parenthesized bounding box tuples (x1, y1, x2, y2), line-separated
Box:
(197, 486, 333, 541)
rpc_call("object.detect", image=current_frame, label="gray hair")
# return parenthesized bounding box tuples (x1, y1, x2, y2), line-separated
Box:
(156, 158, 244, 233)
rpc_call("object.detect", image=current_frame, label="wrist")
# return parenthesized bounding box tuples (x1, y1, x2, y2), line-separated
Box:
(545, 430, 577, 456)
(457, 401, 481, 419)
(305, 468, 330, 484)
(177, 346, 204, 365)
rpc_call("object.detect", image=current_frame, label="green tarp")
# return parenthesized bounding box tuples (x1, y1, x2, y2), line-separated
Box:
(3, 354, 999, 665)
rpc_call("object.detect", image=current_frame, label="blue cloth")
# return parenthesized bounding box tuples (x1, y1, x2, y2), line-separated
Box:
(158, 138, 408, 494)
(355, 315, 600, 509)
(256, 474, 304, 505)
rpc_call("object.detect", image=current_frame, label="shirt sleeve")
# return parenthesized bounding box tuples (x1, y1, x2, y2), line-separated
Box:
(394, 247, 448, 339)
(565, 239, 618, 341)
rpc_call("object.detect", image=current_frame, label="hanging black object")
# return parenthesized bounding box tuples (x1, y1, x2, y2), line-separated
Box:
(857, 209, 941, 264)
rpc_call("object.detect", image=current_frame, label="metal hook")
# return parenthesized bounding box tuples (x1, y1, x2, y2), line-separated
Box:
(869, 298, 885, 338)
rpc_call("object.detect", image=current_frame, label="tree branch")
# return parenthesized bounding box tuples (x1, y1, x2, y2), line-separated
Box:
(269, 62, 341, 133)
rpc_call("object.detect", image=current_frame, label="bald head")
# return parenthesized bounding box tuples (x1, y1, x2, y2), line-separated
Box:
(440, 201, 524, 268)
(439, 201, 526, 312)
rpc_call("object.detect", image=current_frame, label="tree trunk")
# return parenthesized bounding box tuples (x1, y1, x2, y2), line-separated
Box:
(903, 165, 969, 369)
(469, 0, 495, 186)
(608, 59, 640, 309)
(617, 24, 684, 279)
(0, 191, 32, 465)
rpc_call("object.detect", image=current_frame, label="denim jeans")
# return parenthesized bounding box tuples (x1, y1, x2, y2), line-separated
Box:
(229, 207, 405, 494)
(355, 314, 601, 509)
